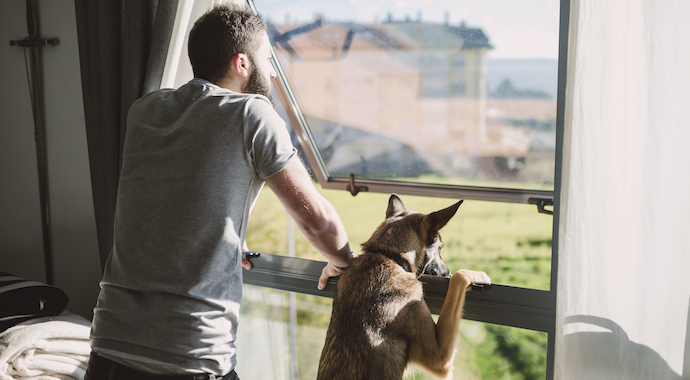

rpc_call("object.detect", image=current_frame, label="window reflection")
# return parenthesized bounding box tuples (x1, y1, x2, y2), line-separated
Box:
(258, 0, 559, 191)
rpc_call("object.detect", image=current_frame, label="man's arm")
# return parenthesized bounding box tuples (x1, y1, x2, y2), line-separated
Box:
(265, 157, 353, 290)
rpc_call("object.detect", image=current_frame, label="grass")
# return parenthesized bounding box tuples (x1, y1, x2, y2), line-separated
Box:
(239, 286, 548, 380)
(242, 182, 553, 379)
(246, 184, 554, 290)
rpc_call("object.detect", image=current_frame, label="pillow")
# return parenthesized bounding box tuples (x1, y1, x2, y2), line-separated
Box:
(0, 272, 69, 332)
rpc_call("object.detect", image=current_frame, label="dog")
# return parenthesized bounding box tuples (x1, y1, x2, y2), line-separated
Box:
(317, 194, 491, 380)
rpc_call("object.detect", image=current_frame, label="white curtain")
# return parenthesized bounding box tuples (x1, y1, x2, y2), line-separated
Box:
(555, 0, 690, 379)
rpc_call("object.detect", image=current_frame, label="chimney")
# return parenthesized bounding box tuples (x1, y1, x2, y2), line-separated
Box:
(444, 11, 450, 25)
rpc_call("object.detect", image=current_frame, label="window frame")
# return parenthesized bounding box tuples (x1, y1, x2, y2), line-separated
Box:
(162, 0, 572, 378)
(268, 49, 557, 206)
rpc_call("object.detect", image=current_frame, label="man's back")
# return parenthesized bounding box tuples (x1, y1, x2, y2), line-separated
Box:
(90, 78, 296, 375)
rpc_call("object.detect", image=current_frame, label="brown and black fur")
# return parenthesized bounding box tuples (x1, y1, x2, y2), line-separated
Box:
(317, 194, 490, 380)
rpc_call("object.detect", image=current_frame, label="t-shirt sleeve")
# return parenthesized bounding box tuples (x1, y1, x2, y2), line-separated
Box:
(243, 96, 297, 179)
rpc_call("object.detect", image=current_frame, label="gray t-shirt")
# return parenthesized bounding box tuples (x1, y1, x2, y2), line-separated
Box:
(90, 78, 296, 375)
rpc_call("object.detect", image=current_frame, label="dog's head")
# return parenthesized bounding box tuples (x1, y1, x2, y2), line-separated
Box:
(361, 194, 462, 278)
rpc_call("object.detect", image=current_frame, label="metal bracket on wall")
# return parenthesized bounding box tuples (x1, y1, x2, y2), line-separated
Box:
(8, 0, 60, 285)
(529, 198, 554, 215)
(10, 37, 59, 47)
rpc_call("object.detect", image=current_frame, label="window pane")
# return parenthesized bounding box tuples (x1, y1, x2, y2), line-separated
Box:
(256, 0, 560, 192)
(237, 284, 547, 379)
(246, 187, 552, 290)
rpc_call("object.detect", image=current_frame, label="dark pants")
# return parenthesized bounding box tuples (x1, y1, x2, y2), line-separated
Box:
(85, 352, 239, 380)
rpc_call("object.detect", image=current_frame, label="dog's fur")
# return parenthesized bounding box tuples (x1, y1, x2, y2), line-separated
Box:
(317, 194, 490, 380)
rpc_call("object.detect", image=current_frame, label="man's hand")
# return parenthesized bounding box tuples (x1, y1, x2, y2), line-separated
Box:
(242, 258, 252, 270)
(242, 243, 253, 270)
(317, 261, 344, 290)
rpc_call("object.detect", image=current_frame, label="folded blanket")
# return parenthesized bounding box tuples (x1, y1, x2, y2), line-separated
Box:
(0, 315, 91, 380)
(0, 273, 68, 332)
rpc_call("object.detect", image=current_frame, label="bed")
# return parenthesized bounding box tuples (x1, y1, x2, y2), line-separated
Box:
(0, 272, 90, 380)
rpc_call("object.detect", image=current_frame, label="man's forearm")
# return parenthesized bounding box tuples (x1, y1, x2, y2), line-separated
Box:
(265, 157, 353, 267)
(294, 199, 353, 267)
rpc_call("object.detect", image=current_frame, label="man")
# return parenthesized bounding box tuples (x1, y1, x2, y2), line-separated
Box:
(85, 5, 353, 380)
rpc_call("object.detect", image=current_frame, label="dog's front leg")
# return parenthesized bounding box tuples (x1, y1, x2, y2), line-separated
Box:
(406, 269, 490, 378)
(436, 270, 490, 360)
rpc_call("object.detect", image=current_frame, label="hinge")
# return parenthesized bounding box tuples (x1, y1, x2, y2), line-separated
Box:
(528, 198, 554, 215)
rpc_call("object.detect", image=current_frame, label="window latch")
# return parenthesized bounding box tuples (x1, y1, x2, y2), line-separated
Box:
(528, 198, 553, 215)
(346, 173, 368, 196)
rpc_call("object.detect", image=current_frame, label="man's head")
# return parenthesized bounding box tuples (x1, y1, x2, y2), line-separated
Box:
(188, 5, 276, 105)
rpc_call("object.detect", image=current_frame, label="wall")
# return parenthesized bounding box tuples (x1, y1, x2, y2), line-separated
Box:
(0, 0, 102, 319)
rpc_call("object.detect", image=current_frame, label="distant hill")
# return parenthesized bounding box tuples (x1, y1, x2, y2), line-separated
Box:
(487, 58, 559, 99)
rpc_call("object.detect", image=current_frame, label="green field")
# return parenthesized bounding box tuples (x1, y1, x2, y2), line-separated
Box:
(242, 183, 553, 379)
(246, 184, 554, 290)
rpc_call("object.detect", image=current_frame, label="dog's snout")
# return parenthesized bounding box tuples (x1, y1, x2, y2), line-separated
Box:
(423, 258, 451, 278)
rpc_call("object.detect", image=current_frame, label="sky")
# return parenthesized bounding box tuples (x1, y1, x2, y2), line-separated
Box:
(252, 0, 562, 59)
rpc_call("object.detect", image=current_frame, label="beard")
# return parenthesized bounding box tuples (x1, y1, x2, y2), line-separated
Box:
(242, 59, 276, 107)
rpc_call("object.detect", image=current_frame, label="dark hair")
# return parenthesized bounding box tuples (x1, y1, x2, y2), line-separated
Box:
(188, 5, 267, 83)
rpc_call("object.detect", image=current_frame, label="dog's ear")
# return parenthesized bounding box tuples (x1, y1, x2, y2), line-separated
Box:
(425, 200, 463, 239)
(386, 194, 406, 219)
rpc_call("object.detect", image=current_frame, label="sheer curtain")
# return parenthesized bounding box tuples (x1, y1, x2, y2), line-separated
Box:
(555, 0, 690, 379)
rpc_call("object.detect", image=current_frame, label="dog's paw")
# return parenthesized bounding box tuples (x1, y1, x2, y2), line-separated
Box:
(454, 269, 491, 289)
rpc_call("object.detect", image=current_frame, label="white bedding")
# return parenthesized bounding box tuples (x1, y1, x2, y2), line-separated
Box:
(0, 315, 91, 380)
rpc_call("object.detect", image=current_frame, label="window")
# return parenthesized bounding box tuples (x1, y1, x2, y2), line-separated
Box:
(260, 1, 561, 197)
(238, 284, 549, 379)
(163, 0, 570, 378)
(452, 52, 466, 70)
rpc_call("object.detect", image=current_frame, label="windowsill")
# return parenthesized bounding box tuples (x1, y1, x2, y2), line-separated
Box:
(242, 253, 555, 332)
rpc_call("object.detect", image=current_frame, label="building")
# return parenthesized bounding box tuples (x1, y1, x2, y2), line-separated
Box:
(269, 17, 536, 178)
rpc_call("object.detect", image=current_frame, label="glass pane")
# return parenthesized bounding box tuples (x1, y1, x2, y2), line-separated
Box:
(256, 0, 560, 191)
(246, 187, 552, 290)
(237, 284, 547, 379)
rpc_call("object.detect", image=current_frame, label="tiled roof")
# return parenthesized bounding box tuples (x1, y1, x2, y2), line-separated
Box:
(269, 19, 493, 58)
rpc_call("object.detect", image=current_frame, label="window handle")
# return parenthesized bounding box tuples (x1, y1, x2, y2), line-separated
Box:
(529, 198, 554, 215)
(346, 173, 368, 196)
